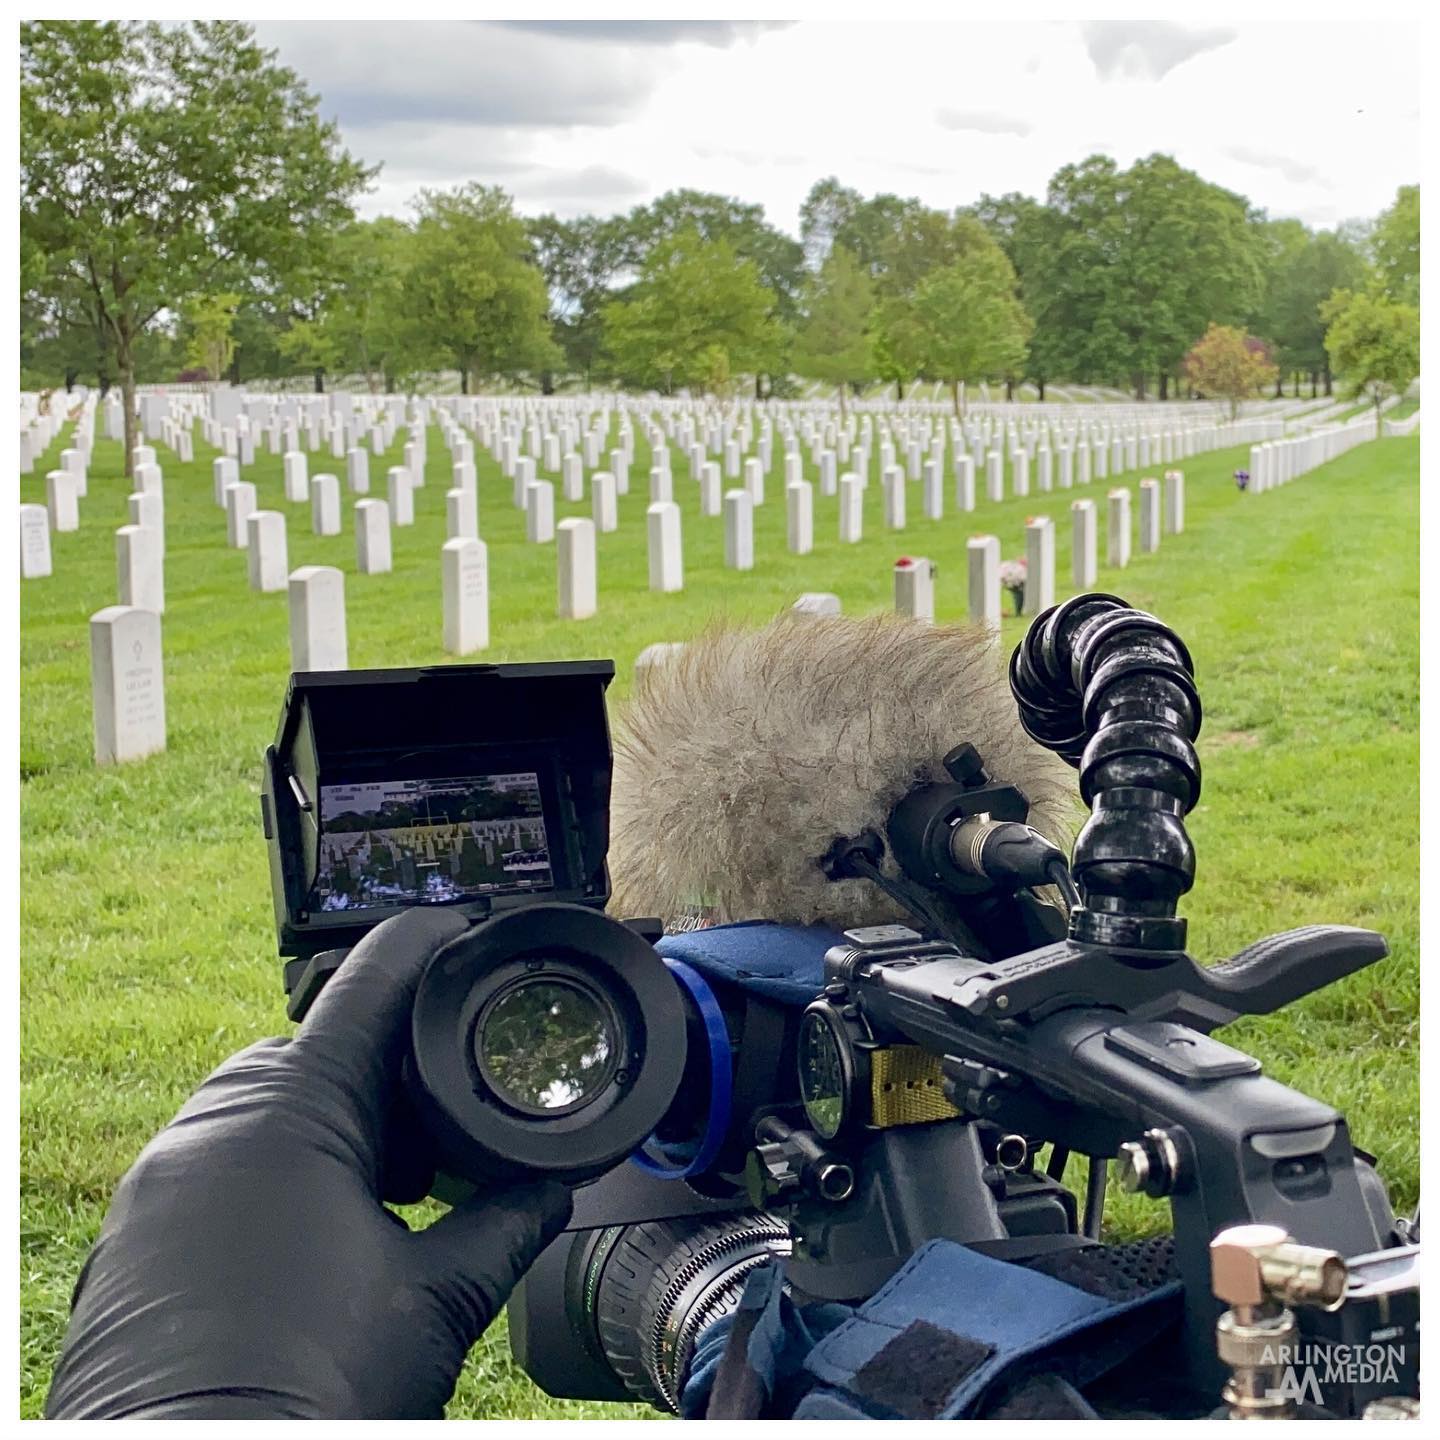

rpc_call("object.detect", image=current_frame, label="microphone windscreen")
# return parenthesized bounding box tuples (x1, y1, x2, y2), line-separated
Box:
(608, 610, 1079, 930)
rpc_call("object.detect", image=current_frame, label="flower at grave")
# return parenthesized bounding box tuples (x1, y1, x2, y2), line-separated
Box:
(998, 557, 1027, 617)
(1233, 469, 1250, 492)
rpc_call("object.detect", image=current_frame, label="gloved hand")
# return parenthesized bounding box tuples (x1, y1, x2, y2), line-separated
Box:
(45, 908, 573, 1419)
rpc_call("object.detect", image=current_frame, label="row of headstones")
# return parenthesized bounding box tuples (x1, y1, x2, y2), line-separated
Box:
(1245, 417, 1379, 491)
(81, 471, 1189, 768)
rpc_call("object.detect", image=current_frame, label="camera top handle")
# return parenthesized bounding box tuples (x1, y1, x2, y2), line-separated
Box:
(837, 594, 1395, 1397)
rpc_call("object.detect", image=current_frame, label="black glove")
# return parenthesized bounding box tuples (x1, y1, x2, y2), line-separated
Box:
(45, 908, 573, 1419)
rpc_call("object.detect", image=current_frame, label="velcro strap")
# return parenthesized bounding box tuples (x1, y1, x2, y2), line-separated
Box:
(869, 1045, 961, 1127)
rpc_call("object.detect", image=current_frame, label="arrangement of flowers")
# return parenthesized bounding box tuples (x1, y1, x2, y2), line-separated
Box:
(1233, 469, 1250, 491)
(999, 557, 1027, 615)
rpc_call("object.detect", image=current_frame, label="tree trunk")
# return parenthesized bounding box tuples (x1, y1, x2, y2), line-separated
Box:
(952, 379, 963, 421)
(1133, 372, 1146, 400)
(837, 382, 847, 423)
(1309, 370, 1318, 398)
(755, 374, 764, 401)
(64, 368, 79, 392)
(895, 379, 903, 403)
(1324, 364, 1333, 397)
(1036, 378, 1046, 401)
(118, 330, 138, 480)
(1005, 377, 1015, 402)
(459, 358, 469, 396)
(1273, 375, 1283, 398)
(313, 367, 325, 394)
(1160, 372, 1170, 401)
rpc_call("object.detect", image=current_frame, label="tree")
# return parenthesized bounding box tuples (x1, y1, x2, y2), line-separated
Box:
(527, 212, 631, 388)
(405, 184, 559, 393)
(1371, 185, 1419, 307)
(20, 21, 372, 473)
(1182, 323, 1278, 418)
(900, 229, 1032, 417)
(181, 292, 241, 383)
(318, 218, 425, 391)
(1321, 288, 1421, 432)
(791, 246, 874, 417)
(602, 227, 782, 395)
(1251, 222, 1368, 397)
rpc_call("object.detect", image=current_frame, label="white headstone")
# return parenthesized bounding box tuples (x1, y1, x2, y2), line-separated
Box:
(213, 456, 238, 506)
(557, 517, 597, 619)
(786, 480, 813, 555)
(1037, 446, 1053, 493)
(1072, 500, 1098, 589)
(46, 471, 79, 532)
(453, 459, 477, 493)
(355, 498, 392, 574)
(793, 592, 842, 616)
(1058, 446, 1074, 490)
(954, 454, 976, 513)
(1107, 488, 1132, 568)
(1139, 479, 1161, 554)
(692, 461, 718, 517)
(127, 491, 164, 555)
(967, 535, 1001, 632)
(19, 504, 52, 579)
(819, 450, 837, 496)
(225, 481, 257, 548)
(591, 472, 618, 533)
(90, 605, 165, 765)
(283, 451, 309, 503)
(447, 486, 478, 540)
(525, 480, 555, 543)
(635, 641, 686, 677)
(347, 447, 370, 494)
(743, 456, 765, 506)
(611, 451, 630, 496)
(60, 447, 87, 497)
(986, 451, 1004, 504)
(1013, 449, 1030, 498)
(289, 566, 348, 671)
(442, 538, 490, 654)
(1024, 516, 1055, 614)
(839, 473, 864, 543)
(563, 452, 584, 503)
(649, 466, 673, 505)
(922, 459, 943, 521)
(311, 473, 341, 536)
(883, 466, 906, 529)
(894, 557, 935, 623)
(113, 523, 164, 615)
(647, 501, 684, 593)
(246, 510, 289, 592)
(1163, 470, 1185, 534)
(387, 466, 415, 526)
(723, 490, 754, 571)
(133, 462, 163, 498)
(514, 455, 536, 509)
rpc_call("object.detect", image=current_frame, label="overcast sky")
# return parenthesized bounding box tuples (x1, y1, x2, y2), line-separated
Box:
(252, 18, 1421, 235)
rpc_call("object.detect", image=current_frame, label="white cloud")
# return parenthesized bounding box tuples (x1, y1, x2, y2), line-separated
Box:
(1082, 21, 1237, 82)
(254, 19, 1420, 234)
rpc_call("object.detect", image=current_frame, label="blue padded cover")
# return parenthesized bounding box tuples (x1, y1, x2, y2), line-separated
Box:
(655, 921, 843, 1007)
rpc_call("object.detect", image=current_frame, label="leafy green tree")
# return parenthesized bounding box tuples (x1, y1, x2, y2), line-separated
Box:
(1182, 323, 1278, 418)
(602, 227, 782, 395)
(1321, 288, 1421, 431)
(318, 218, 425, 391)
(897, 228, 1032, 417)
(181, 292, 241, 382)
(406, 184, 558, 393)
(527, 213, 631, 388)
(1371, 185, 1419, 307)
(21, 20, 371, 472)
(792, 246, 875, 416)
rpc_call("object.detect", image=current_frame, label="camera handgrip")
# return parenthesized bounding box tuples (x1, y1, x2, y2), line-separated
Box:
(1202, 925, 1389, 1016)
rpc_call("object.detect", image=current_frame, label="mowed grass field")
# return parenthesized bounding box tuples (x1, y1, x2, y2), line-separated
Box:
(20, 411, 1419, 1418)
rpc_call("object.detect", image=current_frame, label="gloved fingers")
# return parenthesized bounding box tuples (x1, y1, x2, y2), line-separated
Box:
(415, 1180, 573, 1339)
(377, 1094, 438, 1206)
(289, 908, 469, 1160)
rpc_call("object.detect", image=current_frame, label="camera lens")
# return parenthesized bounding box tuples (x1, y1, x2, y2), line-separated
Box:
(476, 975, 617, 1115)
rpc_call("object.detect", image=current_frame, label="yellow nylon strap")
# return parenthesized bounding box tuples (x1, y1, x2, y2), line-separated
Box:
(869, 1045, 962, 1127)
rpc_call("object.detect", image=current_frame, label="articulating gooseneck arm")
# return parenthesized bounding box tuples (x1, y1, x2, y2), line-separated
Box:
(1009, 593, 1202, 954)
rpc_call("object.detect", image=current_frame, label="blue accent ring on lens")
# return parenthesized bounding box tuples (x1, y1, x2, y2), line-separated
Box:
(631, 957, 732, 1179)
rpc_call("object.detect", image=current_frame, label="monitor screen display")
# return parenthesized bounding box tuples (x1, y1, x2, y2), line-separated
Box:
(310, 771, 554, 912)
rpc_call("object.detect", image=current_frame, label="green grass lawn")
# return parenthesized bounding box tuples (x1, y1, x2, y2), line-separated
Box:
(20, 413, 1419, 1418)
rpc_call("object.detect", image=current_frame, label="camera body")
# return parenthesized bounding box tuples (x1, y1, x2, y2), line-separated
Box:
(259, 604, 1419, 1420)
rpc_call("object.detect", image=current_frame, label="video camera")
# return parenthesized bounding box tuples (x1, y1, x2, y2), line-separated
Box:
(260, 596, 1419, 1421)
